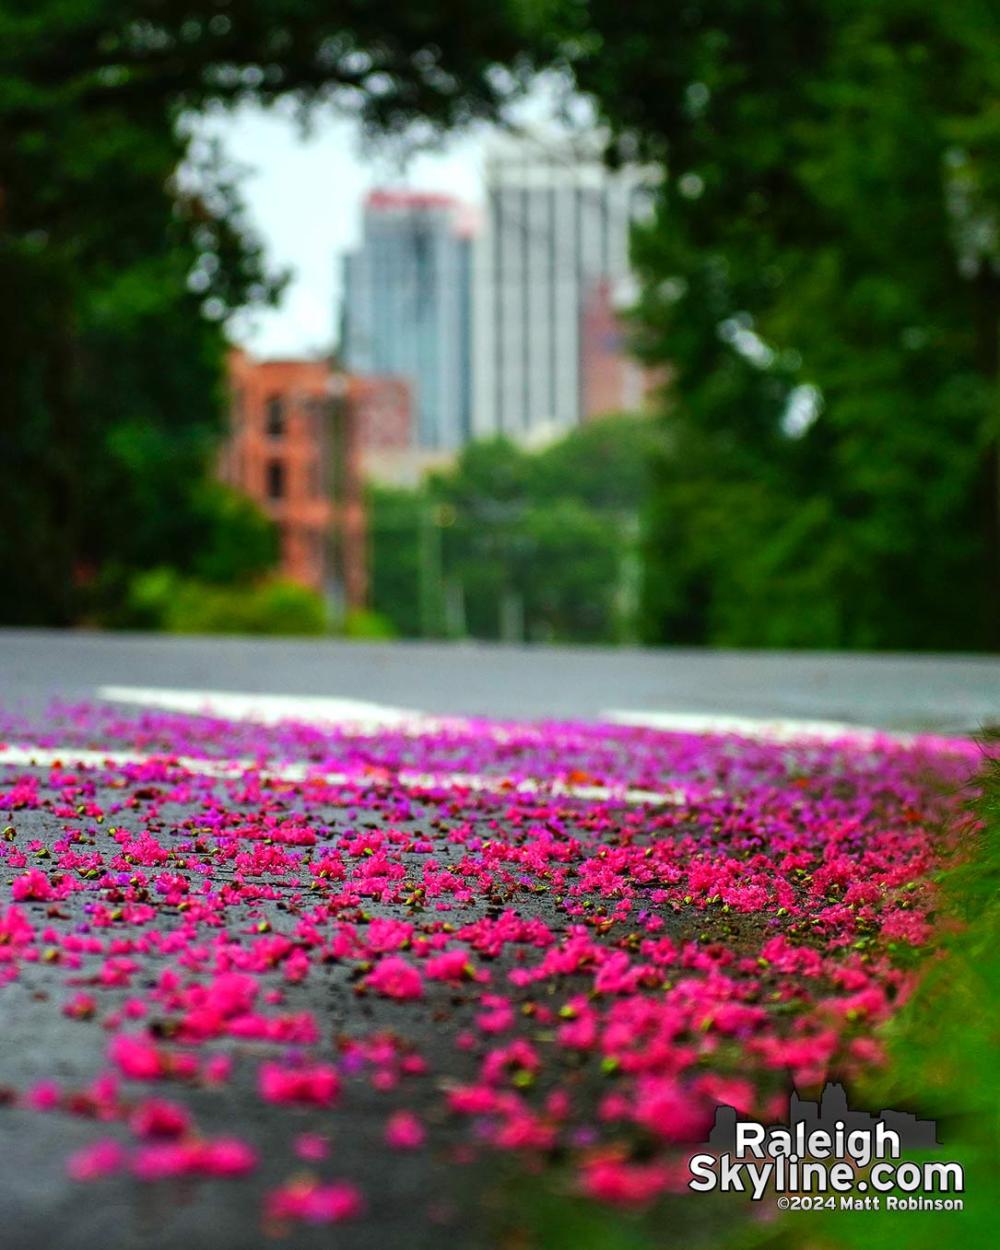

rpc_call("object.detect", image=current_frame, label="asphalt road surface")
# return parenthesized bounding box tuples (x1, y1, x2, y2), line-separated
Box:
(0, 631, 993, 1250)
(2, 629, 999, 732)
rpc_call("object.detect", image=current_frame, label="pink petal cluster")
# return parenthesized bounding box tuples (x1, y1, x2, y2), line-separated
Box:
(385, 1110, 426, 1150)
(132, 1136, 257, 1179)
(0, 697, 984, 1234)
(265, 1178, 363, 1224)
(258, 1061, 341, 1107)
(366, 955, 424, 1000)
(67, 1140, 126, 1181)
(129, 1098, 191, 1138)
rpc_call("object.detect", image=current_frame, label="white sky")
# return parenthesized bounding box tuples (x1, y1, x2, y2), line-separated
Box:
(199, 103, 484, 357)
(198, 79, 593, 359)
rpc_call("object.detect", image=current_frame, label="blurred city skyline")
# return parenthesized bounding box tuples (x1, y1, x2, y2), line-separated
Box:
(201, 77, 596, 359)
(339, 134, 657, 450)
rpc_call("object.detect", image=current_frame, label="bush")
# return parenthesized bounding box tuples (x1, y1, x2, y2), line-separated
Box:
(128, 568, 328, 636)
(343, 608, 397, 640)
(809, 742, 1000, 1250)
(187, 481, 278, 585)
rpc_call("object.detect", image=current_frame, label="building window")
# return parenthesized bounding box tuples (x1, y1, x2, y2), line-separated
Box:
(266, 394, 285, 438)
(266, 459, 285, 500)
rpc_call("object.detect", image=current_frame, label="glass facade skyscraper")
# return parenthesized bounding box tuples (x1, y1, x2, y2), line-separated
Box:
(341, 191, 472, 451)
(471, 134, 655, 443)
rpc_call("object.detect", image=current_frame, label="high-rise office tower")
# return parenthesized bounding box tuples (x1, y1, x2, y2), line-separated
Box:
(472, 133, 656, 443)
(341, 191, 472, 451)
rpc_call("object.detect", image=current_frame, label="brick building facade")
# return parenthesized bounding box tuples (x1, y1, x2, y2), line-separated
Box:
(222, 351, 367, 611)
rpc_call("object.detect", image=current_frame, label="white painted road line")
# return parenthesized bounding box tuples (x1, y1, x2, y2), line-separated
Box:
(604, 708, 920, 745)
(0, 745, 252, 777)
(0, 744, 691, 808)
(98, 686, 935, 748)
(98, 686, 421, 728)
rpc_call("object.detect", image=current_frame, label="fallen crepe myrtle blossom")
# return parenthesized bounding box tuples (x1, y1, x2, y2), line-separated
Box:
(385, 1109, 426, 1149)
(131, 1136, 258, 1180)
(0, 701, 985, 1230)
(264, 1176, 364, 1225)
(67, 1139, 126, 1181)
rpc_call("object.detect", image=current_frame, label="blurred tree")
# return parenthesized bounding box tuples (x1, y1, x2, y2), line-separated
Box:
(370, 418, 657, 642)
(554, 0, 1000, 649)
(530, 415, 660, 512)
(517, 498, 621, 642)
(367, 484, 424, 640)
(0, 1, 554, 623)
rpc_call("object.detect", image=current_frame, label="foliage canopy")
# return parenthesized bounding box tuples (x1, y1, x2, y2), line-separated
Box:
(553, 0, 1000, 648)
(3, 1, 998, 649)
(0, 0, 551, 622)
